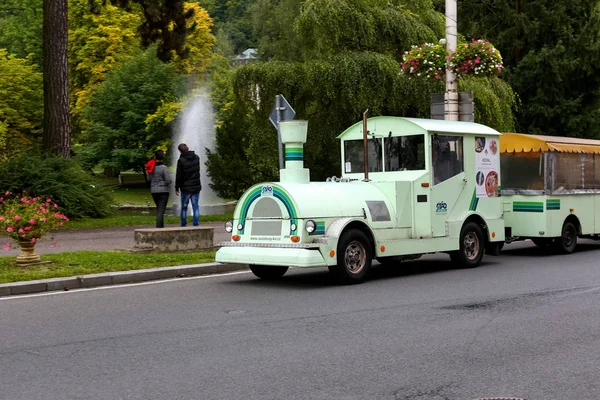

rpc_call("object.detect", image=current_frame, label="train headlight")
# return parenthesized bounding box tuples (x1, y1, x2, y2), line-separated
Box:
(237, 223, 244, 231)
(290, 223, 297, 232)
(225, 221, 233, 233)
(305, 220, 316, 233)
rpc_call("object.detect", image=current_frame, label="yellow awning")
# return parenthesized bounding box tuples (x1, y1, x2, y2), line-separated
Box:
(501, 132, 600, 154)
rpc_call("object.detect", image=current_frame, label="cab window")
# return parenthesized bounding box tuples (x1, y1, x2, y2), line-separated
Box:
(384, 134, 425, 171)
(432, 135, 464, 185)
(344, 139, 383, 173)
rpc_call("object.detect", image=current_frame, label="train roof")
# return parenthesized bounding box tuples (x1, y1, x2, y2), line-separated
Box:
(337, 116, 500, 140)
(501, 132, 600, 154)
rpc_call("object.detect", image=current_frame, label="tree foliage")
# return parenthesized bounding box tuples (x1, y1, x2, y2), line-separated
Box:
(0, 50, 43, 160)
(0, 0, 43, 65)
(458, 0, 600, 137)
(295, 0, 444, 60)
(79, 46, 185, 173)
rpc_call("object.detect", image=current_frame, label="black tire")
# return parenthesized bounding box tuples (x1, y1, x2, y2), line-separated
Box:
(249, 265, 288, 280)
(450, 222, 485, 268)
(531, 238, 554, 249)
(329, 229, 372, 284)
(485, 241, 504, 256)
(553, 221, 578, 254)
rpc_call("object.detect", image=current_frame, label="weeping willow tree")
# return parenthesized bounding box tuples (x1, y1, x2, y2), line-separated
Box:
(207, 0, 517, 199)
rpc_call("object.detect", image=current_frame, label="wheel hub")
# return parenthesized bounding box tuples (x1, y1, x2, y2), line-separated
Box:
(464, 232, 480, 261)
(345, 241, 366, 274)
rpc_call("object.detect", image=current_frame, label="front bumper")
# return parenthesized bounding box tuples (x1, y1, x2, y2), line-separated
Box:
(216, 244, 327, 268)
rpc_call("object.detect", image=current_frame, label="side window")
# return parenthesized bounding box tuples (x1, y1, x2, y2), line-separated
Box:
(432, 135, 464, 185)
(343, 139, 383, 173)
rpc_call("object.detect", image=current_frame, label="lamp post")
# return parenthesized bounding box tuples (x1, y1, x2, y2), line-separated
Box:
(445, 0, 459, 121)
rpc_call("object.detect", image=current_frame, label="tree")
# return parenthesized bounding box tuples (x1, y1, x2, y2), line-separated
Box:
(0, 50, 43, 160)
(80, 45, 185, 173)
(43, 0, 71, 157)
(457, 0, 600, 137)
(69, 0, 142, 133)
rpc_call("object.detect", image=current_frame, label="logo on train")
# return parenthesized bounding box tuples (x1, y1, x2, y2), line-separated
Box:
(261, 185, 274, 196)
(436, 201, 448, 213)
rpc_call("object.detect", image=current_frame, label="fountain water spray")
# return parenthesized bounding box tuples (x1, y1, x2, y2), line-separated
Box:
(170, 91, 222, 215)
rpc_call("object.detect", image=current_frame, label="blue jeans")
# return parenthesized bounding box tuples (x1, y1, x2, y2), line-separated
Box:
(180, 191, 200, 226)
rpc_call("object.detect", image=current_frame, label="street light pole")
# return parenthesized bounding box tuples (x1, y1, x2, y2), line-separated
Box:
(445, 0, 459, 121)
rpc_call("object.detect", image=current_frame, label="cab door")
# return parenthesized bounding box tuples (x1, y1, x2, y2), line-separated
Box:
(430, 134, 467, 237)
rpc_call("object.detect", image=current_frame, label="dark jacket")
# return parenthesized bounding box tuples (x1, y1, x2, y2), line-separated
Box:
(175, 151, 201, 193)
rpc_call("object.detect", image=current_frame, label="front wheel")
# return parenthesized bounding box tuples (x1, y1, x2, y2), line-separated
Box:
(450, 222, 485, 268)
(329, 229, 372, 284)
(249, 265, 288, 280)
(553, 222, 578, 254)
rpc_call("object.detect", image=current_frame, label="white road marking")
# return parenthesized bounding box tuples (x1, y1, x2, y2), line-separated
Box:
(0, 271, 251, 301)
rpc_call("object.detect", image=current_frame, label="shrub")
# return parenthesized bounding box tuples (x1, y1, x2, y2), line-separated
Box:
(0, 153, 115, 219)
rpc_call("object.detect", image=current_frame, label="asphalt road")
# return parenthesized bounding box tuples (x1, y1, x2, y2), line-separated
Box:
(2, 240, 600, 400)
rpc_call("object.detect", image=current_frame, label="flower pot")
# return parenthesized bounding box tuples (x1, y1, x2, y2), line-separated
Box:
(16, 240, 41, 265)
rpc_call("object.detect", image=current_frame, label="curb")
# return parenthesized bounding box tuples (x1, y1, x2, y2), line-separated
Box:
(0, 262, 249, 297)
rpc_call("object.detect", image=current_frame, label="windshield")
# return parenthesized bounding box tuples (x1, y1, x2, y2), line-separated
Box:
(343, 139, 383, 173)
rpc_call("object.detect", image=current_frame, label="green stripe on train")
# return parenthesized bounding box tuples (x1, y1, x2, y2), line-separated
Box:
(513, 201, 544, 213)
(546, 199, 560, 210)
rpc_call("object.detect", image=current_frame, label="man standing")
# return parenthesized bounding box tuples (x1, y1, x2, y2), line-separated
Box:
(175, 143, 201, 226)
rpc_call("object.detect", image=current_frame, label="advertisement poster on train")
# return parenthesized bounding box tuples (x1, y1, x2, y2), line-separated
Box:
(475, 136, 499, 198)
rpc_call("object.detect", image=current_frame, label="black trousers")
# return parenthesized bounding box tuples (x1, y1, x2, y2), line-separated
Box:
(152, 192, 169, 228)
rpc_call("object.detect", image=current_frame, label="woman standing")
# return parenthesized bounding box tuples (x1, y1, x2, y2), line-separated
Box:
(147, 150, 172, 228)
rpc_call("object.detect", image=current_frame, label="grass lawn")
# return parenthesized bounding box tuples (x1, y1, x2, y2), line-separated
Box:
(0, 250, 216, 283)
(63, 212, 233, 230)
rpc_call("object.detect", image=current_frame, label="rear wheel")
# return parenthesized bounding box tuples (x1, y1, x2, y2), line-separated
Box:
(450, 222, 484, 268)
(249, 265, 288, 280)
(553, 221, 578, 254)
(329, 229, 372, 284)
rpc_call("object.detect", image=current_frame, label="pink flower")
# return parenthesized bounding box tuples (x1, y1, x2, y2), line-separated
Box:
(24, 226, 31, 231)
(51, 242, 57, 248)
(30, 219, 35, 225)
(46, 198, 51, 203)
(21, 198, 27, 202)
(53, 204, 58, 209)
(2, 243, 11, 251)
(7, 227, 14, 232)
(14, 215, 21, 221)
(0, 216, 4, 221)
(18, 228, 25, 234)
(5, 191, 10, 195)
(41, 217, 47, 222)
(31, 238, 37, 243)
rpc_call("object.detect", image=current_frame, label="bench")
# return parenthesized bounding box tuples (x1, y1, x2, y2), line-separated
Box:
(133, 226, 214, 252)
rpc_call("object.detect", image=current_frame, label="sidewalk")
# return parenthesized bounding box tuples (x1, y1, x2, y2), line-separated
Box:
(0, 222, 245, 297)
(2, 222, 232, 255)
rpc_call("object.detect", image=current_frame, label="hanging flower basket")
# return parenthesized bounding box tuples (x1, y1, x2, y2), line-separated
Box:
(0, 191, 69, 264)
(401, 39, 503, 80)
(401, 43, 447, 80)
(449, 39, 503, 77)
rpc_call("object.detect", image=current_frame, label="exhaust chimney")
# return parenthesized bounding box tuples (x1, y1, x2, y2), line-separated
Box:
(279, 120, 310, 184)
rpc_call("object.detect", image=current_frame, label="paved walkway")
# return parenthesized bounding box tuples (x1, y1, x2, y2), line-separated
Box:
(1, 222, 231, 256)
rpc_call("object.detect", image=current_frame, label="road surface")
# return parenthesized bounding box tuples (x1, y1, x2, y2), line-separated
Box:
(2, 240, 600, 399)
